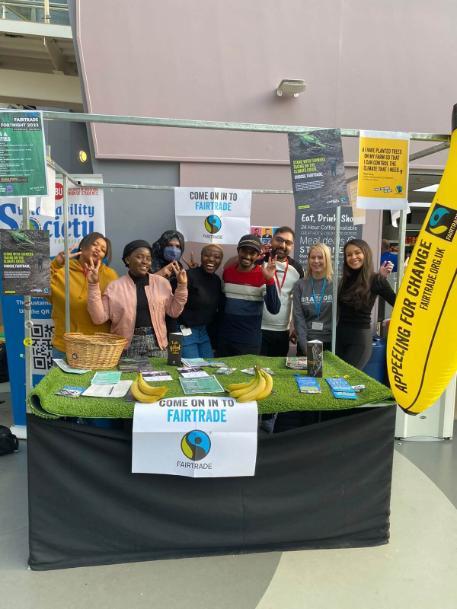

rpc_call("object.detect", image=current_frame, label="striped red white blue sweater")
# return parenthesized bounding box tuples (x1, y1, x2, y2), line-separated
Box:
(220, 264, 280, 346)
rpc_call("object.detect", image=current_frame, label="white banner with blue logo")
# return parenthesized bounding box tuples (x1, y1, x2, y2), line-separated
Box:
(132, 396, 258, 477)
(174, 187, 251, 245)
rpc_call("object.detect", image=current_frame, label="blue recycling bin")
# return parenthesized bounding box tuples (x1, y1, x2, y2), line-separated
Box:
(363, 336, 388, 386)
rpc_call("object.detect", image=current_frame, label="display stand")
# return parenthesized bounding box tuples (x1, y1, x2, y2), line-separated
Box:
(27, 404, 396, 571)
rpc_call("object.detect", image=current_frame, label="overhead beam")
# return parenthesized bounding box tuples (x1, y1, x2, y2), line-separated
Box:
(0, 68, 82, 109)
(43, 37, 69, 74)
(0, 18, 72, 40)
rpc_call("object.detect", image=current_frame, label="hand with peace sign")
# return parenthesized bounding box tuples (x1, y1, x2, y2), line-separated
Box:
(54, 243, 80, 267)
(85, 257, 101, 284)
(262, 255, 278, 282)
(170, 261, 187, 285)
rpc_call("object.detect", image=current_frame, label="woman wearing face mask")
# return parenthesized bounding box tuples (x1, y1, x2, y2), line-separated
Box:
(50, 232, 118, 358)
(151, 230, 185, 278)
(336, 238, 396, 369)
(178, 244, 224, 359)
(86, 240, 187, 357)
(293, 243, 334, 353)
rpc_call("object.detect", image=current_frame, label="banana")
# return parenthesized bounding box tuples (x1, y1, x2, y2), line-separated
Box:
(227, 376, 258, 392)
(255, 368, 273, 400)
(131, 378, 168, 403)
(237, 367, 267, 403)
(137, 373, 168, 396)
(229, 378, 259, 398)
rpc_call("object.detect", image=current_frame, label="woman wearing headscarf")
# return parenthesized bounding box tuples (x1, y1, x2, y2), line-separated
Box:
(87, 239, 187, 357)
(151, 230, 186, 278)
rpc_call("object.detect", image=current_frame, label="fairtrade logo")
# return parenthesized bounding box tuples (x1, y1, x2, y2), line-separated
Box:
(425, 203, 457, 242)
(181, 430, 211, 461)
(204, 215, 222, 234)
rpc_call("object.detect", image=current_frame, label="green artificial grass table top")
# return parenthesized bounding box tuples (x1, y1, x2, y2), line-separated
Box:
(29, 352, 394, 420)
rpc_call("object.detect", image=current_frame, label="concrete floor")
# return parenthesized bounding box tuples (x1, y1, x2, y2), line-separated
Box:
(1, 389, 457, 609)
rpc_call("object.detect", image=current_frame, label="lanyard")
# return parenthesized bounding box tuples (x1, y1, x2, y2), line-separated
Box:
(311, 278, 326, 319)
(274, 259, 289, 293)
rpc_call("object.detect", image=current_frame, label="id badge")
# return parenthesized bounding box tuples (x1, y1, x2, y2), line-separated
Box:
(180, 325, 192, 336)
(311, 321, 324, 331)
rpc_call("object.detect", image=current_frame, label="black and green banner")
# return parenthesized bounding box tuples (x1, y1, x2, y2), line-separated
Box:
(288, 129, 361, 268)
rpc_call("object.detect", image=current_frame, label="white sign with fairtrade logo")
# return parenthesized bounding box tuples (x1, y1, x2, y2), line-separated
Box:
(174, 187, 251, 245)
(132, 396, 258, 478)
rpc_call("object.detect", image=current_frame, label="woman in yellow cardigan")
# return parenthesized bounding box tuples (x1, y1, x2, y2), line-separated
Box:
(50, 232, 118, 357)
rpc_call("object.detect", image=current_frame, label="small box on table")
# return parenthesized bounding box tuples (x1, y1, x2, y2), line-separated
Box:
(167, 333, 183, 366)
(306, 340, 323, 377)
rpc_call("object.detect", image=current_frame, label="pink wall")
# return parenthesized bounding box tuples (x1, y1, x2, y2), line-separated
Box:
(75, 0, 457, 166)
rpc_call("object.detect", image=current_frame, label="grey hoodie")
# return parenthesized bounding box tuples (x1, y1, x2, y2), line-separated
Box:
(292, 277, 333, 351)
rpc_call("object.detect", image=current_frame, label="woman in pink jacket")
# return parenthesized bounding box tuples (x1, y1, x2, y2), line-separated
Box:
(86, 240, 187, 357)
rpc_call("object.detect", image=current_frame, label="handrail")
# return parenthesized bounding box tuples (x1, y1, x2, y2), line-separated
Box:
(41, 110, 451, 143)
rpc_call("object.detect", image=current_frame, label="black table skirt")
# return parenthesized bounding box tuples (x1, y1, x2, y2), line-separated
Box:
(27, 407, 396, 570)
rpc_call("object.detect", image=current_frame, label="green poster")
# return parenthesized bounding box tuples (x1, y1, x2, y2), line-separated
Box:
(0, 110, 48, 197)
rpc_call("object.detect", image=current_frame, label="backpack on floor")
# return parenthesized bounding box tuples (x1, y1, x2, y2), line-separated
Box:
(0, 425, 18, 456)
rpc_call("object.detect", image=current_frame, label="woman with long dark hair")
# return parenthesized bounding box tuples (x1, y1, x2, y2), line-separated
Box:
(336, 238, 396, 369)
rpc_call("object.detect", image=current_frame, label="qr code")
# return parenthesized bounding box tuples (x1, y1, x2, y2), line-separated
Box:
(31, 319, 54, 375)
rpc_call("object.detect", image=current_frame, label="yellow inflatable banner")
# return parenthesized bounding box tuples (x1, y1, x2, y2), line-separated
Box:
(387, 107, 457, 414)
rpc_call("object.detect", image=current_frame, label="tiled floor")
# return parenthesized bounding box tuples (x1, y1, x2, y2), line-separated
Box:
(1, 390, 456, 609)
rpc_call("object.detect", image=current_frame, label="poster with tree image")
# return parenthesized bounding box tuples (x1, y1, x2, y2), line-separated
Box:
(0, 229, 50, 295)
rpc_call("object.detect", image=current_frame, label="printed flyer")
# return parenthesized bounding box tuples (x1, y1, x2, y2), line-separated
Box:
(0, 229, 50, 295)
(357, 130, 410, 210)
(0, 110, 48, 197)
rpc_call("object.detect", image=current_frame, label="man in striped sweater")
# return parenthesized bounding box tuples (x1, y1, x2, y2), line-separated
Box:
(218, 234, 280, 356)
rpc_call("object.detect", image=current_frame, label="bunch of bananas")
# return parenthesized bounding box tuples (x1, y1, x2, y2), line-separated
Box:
(226, 366, 273, 402)
(130, 373, 168, 403)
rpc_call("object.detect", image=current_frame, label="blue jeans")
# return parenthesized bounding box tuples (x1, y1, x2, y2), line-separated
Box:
(181, 326, 214, 359)
(52, 347, 67, 360)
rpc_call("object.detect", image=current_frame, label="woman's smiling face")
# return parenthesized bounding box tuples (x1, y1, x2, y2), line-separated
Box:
(345, 244, 364, 270)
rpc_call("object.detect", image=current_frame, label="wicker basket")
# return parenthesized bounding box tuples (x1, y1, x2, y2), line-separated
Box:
(63, 332, 127, 370)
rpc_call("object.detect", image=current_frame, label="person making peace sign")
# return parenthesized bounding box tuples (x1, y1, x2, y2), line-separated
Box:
(86, 240, 188, 358)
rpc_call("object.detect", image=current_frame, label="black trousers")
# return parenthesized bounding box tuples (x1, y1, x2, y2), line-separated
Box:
(260, 329, 290, 357)
(336, 325, 372, 369)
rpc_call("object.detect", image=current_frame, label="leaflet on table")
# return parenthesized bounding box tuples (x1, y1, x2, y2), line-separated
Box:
(177, 367, 210, 379)
(326, 377, 357, 400)
(181, 358, 210, 367)
(142, 371, 173, 382)
(118, 357, 151, 372)
(285, 356, 307, 370)
(82, 380, 132, 398)
(295, 376, 321, 394)
(55, 386, 85, 398)
(241, 368, 275, 375)
(179, 375, 225, 395)
(91, 371, 122, 385)
(53, 359, 90, 375)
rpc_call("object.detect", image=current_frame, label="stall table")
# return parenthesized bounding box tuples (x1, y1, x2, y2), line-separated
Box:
(27, 354, 395, 570)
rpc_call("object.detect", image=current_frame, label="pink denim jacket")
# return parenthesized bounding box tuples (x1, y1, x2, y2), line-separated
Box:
(87, 273, 187, 349)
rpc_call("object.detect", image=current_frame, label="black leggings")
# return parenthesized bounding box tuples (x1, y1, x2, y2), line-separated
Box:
(336, 325, 372, 369)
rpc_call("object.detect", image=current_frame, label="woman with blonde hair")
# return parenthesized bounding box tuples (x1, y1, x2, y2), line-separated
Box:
(293, 242, 334, 352)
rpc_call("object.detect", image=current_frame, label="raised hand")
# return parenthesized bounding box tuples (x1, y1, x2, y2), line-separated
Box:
(262, 255, 277, 282)
(182, 251, 198, 269)
(379, 261, 394, 277)
(172, 262, 187, 285)
(54, 243, 80, 267)
(85, 257, 101, 284)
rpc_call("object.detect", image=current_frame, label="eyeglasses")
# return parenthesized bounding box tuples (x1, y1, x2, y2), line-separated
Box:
(273, 235, 294, 247)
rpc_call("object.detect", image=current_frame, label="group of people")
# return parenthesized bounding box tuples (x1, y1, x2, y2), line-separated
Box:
(49, 226, 396, 371)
